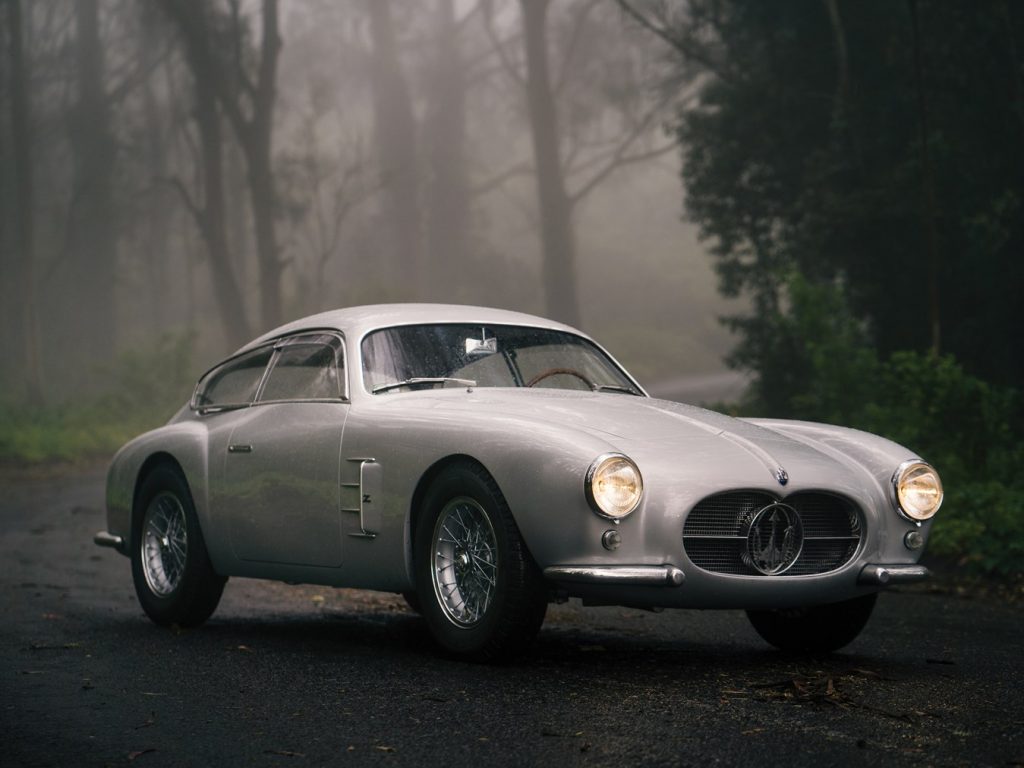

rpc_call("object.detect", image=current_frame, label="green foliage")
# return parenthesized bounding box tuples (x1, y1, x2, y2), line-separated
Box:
(674, 0, 1024, 390)
(735, 275, 1023, 577)
(666, 1, 1024, 578)
(0, 333, 197, 465)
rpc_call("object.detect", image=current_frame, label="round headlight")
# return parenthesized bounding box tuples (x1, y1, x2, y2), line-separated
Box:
(586, 454, 643, 520)
(893, 460, 943, 521)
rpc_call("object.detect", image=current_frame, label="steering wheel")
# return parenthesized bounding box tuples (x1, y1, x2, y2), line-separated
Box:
(525, 367, 595, 389)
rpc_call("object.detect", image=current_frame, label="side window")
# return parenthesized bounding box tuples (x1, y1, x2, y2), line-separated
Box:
(259, 342, 341, 401)
(195, 347, 274, 409)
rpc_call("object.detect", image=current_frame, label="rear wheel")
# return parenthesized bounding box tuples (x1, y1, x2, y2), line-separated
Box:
(414, 462, 546, 661)
(131, 464, 226, 627)
(746, 593, 878, 653)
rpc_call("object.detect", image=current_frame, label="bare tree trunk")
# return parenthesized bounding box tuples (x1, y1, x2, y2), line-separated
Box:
(520, 0, 581, 327)
(159, 0, 282, 333)
(6, 0, 42, 402)
(424, 0, 469, 301)
(365, 0, 422, 296)
(233, 0, 283, 330)
(70, 0, 118, 354)
(192, 58, 251, 347)
(139, 2, 171, 333)
(158, 0, 251, 347)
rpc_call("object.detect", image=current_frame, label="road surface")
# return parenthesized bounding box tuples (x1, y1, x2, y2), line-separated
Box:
(1, 466, 1021, 767)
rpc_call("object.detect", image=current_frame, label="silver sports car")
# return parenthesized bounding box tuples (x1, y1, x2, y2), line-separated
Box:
(97, 304, 943, 660)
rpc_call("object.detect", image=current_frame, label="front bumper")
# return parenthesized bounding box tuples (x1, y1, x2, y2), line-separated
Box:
(541, 561, 929, 609)
(544, 564, 685, 587)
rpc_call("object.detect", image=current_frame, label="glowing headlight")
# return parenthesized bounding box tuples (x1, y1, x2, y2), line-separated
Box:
(893, 460, 943, 521)
(586, 454, 643, 520)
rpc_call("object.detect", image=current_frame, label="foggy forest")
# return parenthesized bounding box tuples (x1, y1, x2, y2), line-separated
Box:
(2, 1, 1023, 577)
(0, 0, 737, 403)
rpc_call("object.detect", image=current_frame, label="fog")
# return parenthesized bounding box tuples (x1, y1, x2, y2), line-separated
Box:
(0, 0, 742, 404)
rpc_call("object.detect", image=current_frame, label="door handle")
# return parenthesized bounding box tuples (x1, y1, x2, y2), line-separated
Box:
(228, 444, 253, 454)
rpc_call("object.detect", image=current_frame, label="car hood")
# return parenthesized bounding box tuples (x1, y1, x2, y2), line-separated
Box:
(387, 389, 882, 495)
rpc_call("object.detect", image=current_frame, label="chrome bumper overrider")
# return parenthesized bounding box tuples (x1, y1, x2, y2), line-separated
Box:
(858, 563, 930, 585)
(544, 565, 685, 587)
(94, 531, 126, 554)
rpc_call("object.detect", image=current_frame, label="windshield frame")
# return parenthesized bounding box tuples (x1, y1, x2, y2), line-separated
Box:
(356, 321, 647, 398)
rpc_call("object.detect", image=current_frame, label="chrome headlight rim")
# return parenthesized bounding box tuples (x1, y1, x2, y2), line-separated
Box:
(891, 459, 943, 523)
(585, 452, 644, 521)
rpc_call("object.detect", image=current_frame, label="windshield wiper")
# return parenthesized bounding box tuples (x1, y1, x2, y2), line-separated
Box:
(593, 384, 642, 396)
(372, 377, 477, 394)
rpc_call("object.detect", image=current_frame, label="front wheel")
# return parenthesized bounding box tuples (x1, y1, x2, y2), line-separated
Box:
(414, 462, 547, 661)
(131, 464, 227, 628)
(746, 593, 878, 653)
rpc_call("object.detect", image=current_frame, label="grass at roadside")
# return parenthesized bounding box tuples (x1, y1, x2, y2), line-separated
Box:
(0, 403, 172, 465)
(0, 332, 196, 467)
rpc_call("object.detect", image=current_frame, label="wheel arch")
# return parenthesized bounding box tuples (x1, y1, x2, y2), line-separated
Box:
(406, 453, 501, 577)
(131, 452, 190, 539)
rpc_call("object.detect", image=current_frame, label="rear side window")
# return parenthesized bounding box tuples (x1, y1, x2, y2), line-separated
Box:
(194, 347, 273, 409)
(260, 343, 342, 401)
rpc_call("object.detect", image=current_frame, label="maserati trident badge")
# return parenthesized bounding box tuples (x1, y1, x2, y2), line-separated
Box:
(745, 502, 804, 575)
(776, 467, 789, 486)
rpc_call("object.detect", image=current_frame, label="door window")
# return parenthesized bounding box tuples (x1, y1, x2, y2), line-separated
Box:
(194, 346, 274, 409)
(259, 340, 342, 401)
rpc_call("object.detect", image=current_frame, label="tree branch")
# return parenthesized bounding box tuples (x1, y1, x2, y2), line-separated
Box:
(613, 0, 733, 84)
(470, 160, 534, 197)
(480, 0, 525, 87)
(554, 0, 600, 95)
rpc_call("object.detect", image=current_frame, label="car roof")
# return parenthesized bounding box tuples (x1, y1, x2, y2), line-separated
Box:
(237, 303, 587, 354)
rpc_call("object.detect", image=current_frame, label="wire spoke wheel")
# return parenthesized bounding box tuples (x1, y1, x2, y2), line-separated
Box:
(141, 491, 188, 597)
(431, 497, 498, 627)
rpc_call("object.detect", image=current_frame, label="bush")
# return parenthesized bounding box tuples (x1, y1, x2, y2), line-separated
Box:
(739, 274, 1024, 578)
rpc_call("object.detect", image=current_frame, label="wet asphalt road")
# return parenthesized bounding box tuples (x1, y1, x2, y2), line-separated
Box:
(1, 467, 1022, 768)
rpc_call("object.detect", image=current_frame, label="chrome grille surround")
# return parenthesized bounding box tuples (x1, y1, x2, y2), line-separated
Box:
(682, 491, 862, 576)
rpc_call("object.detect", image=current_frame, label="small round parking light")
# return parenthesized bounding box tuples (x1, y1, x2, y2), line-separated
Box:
(602, 529, 622, 551)
(904, 530, 924, 551)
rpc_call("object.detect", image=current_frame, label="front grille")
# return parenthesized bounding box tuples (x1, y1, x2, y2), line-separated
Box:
(682, 491, 861, 576)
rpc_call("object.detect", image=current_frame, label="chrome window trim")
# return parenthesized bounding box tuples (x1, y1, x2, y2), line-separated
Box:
(191, 343, 277, 413)
(191, 330, 349, 413)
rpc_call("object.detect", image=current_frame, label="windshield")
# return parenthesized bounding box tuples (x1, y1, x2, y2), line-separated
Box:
(361, 324, 642, 395)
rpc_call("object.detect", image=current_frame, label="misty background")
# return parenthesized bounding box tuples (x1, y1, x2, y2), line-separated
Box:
(1, 1, 1022, 578)
(0, 0, 740, 406)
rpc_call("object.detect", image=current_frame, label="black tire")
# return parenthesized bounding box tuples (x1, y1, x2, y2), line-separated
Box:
(131, 463, 227, 628)
(414, 461, 547, 662)
(746, 593, 878, 653)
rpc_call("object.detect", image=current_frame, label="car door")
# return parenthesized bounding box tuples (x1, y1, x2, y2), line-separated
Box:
(221, 333, 349, 568)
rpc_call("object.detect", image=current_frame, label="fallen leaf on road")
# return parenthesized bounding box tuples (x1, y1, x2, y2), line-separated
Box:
(374, 745, 395, 753)
(127, 749, 155, 761)
(311, 595, 325, 604)
(264, 749, 305, 757)
(134, 713, 156, 730)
